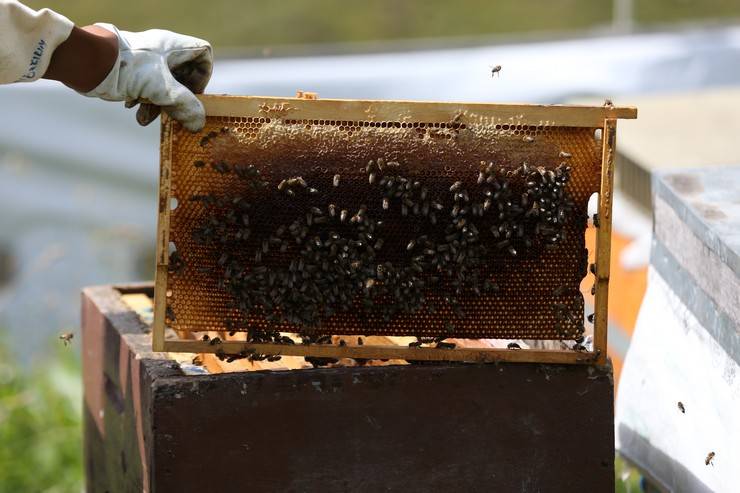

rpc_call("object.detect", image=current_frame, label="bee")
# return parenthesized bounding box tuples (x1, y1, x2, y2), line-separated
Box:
(523, 135, 534, 143)
(558, 151, 572, 159)
(592, 213, 600, 228)
(678, 401, 685, 414)
(333, 174, 340, 187)
(603, 99, 614, 108)
(59, 332, 74, 347)
(490, 65, 502, 77)
(209, 337, 222, 346)
(409, 341, 423, 348)
(357, 337, 364, 346)
(435, 342, 456, 350)
(211, 161, 230, 174)
(705, 451, 715, 466)
(193, 160, 206, 168)
(587, 313, 595, 323)
(507, 342, 521, 350)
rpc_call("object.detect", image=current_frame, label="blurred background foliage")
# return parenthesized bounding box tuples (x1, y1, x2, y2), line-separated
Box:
(25, 0, 740, 52)
(0, 333, 83, 493)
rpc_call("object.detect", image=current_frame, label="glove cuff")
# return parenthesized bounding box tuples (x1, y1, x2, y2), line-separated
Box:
(82, 23, 126, 101)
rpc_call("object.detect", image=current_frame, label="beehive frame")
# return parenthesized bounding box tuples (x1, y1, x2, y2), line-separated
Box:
(153, 94, 636, 365)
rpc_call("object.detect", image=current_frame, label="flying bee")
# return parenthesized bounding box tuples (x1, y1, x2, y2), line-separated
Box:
(59, 332, 74, 347)
(678, 401, 685, 414)
(490, 65, 502, 77)
(705, 452, 715, 466)
(603, 99, 614, 108)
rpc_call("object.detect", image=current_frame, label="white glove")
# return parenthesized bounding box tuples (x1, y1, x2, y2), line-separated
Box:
(85, 24, 213, 132)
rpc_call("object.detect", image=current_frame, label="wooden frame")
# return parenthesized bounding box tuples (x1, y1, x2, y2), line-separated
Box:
(154, 94, 636, 365)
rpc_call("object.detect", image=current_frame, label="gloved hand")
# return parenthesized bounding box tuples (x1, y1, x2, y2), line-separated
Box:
(84, 24, 213, 132)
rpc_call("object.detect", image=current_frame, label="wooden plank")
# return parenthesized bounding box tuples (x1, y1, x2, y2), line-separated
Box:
(153, 116, 174, 352)
(198, 94, 637, 127)
(163, 339, 599, 364)
(593, 119, 617, 366)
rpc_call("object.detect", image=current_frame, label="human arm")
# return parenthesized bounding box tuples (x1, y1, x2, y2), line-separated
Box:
(0, 1, 213, 131)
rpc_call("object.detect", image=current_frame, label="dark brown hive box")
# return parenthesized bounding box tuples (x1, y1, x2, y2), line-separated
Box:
(82, 283, 615, 492)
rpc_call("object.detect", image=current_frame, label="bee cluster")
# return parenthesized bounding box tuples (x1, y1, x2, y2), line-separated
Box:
(171, 137, 582, 362)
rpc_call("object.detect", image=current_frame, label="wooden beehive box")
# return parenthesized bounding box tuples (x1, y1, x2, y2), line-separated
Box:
(154, 94, 636, 365)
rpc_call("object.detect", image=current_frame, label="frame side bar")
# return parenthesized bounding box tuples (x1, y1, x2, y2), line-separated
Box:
(593, 118, 617, 366)
(153, 117, 174, 352)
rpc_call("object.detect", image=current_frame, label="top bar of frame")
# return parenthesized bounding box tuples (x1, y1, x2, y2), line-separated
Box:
(198, 94, 637, 128)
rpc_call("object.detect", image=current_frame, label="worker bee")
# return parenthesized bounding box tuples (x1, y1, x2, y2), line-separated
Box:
(409, 341, 423, 348)
(523, 135, 534, 143)
(507, 342, 521, 350)
(490, 65, 502, 77)
(436, 341, 456, 350)
(59, 332, 74, 347)
(558, 151, 572, 159)
(333, 174, 341, 187)
(193, 160, 206, 168)
(705, 451, 715, 466)
(678, 401, 685, 414)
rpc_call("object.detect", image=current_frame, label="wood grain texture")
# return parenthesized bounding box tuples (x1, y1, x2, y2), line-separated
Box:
(198, 94, 637, 127)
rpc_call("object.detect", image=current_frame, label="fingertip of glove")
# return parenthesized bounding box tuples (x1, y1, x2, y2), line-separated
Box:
(182, 115, 206, 133)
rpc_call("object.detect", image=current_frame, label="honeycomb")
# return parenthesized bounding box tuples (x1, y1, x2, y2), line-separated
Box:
(162, 107, 601, 342)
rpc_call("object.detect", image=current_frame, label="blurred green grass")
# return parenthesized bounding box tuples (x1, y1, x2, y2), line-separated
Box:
(0, 334, 83, 493)
(25, 0, 740, 51)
